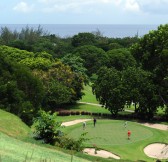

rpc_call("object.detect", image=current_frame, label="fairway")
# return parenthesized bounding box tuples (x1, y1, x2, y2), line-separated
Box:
(67, 120, 153, 146)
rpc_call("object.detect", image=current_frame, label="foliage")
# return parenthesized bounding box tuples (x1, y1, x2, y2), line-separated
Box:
(0, 54, 44, 125)
(122, 67, 160, 119)
(106, 48, 136, 70)
(93, 67, 126, 115)
(61, 54, 88, 83)
(0, 45, 84, 111)
(43, 80, 72, 110)
(109, 36, 139, 48)
(131, 24, 168, 117)
(33, 61, 84, 109)
(33, 110, 62, 144)
(73, 45, 108, 76)
(72, 32, 96, 47)
(0, 45, 53, 70)
(56, 132, 89, 152)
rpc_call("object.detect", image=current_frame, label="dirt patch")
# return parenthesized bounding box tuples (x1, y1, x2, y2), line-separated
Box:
(144, 143, 168, 159)
(61, 119, 91, 127)
(83, 148, 120, 159)
(140, 123, 168, 131)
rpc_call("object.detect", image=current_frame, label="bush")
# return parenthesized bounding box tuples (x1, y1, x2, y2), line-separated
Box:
(92, 112, 101, 116)
(55, 132, 89, 152)
(81, 111, 91, 115)
(75, 111, 80, 115)
(70, 111, 76, 115)
(58, 111, 71, 116)
(33, 110, 62, 144)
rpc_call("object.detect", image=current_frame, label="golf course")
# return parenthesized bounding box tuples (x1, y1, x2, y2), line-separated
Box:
(0, 86, 168, 162)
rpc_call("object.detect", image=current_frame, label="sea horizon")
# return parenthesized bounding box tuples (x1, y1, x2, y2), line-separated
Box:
(0, 24, 159, 38)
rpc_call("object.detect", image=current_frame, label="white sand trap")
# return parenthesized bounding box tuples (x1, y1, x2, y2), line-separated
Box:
(140, 123, 168, 131)
(83, 148, 120, 159)
(61, 119, 91, 126)
(144, 143, 168, 159)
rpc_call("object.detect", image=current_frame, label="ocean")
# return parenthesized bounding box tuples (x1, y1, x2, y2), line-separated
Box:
(0, 24, 159, 38)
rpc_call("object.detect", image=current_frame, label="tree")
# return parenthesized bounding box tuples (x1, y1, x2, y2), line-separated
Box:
(72, 32, 96, 47)
(122, 67, 160, 119)
(0, 27, 18, 45)
(33, 61, 84, 109)
(131, 24, 168, 117)
(73, 45, 108, 76)
(93, 67, 126, 116)
(106, 48, 136, 71)
(33, 110, 62, 144)
(61, 54, 88, 83)
(42, 80, 72, 110)
(0, 54, 44, 125)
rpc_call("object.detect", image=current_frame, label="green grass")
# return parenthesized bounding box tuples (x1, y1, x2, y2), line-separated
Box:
(1, 83, 168, 162)
(66, 103, 111, 114)
(0, 109, 90, 162)
(80, 84, 99, 104)
(64, 119, 168, 162)
(0, 109, 30, 139)
(67, 120, 153, 146)
(0, 132, 89, 162)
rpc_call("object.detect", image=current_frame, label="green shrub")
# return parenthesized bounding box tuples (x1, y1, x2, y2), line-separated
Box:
(33, 110, 62, 144)
(55, 132, 89, 152)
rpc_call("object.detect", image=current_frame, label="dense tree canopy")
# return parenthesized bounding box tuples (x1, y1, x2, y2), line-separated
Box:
(93, 67, 126, 115)
(0, 53, 44, 125)
(106, 48, 136, 71)
(72, 32, 96, 47)
(131, 24, 168, 117)
(73, 45, 108, 76)
(0, 45, 85, 115)
(0, 24, 168, 123)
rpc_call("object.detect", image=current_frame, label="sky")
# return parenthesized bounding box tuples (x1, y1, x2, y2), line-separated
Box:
(0, 0, 168, 24)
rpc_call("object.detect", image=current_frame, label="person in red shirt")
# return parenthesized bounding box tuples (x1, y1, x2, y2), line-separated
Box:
(127, 130, 131, 140)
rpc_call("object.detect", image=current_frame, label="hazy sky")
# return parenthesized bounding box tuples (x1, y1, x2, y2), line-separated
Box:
(1, 0, 168, 24)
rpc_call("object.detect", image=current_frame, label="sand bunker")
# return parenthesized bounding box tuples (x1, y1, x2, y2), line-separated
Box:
(144, 143, 168, 159)
(83, 148, 120, 159)
(61, 119, 91, 126)
(140, 123, 168, 131)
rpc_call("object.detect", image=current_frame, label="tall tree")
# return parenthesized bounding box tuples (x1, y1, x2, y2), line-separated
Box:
(131, 24, 168, 117)
(93, 67, 126, 116)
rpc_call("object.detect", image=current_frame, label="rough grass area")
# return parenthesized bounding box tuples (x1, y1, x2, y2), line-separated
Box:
(0, 109, 90, 162)
(0, 132, 89, 162)
(0, 109, 30, 138)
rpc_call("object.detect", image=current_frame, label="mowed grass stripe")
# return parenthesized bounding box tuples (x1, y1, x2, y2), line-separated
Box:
(0, 132, 89, 162)
(67, 120, 153, 146)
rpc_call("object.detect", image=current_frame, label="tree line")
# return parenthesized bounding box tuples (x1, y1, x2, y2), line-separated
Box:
(0, 24, 167, 125)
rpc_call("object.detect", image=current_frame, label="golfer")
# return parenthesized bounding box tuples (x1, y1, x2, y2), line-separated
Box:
(124, 121, 127, 128)
(127, 130, 131, 140)
(93, 118, 97, 127)
(83, 121, 86, 130)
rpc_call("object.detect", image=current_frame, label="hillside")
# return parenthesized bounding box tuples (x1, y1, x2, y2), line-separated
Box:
(0, 109, 90, 162)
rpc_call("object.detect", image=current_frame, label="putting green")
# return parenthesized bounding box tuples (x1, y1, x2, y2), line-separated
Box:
(67, 120, 153, 146)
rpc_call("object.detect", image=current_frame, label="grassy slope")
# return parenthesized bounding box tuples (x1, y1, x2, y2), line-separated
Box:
(0, 109, 30, 139)
(0, 109, 89, 162)
(80, 84, 99, 104)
